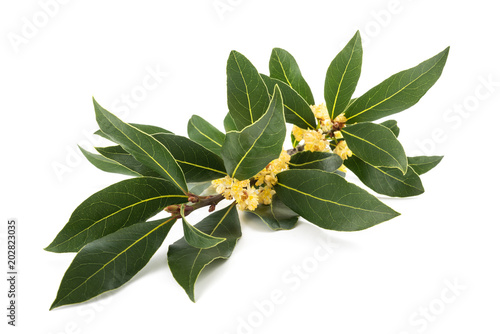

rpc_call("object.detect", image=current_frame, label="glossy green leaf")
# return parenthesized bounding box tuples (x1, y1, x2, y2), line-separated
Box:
(227, 51, 270, 130)
(269, 48, 315, 105)
(96, 145, 160, 177)
(380, 119, 400, 137)
(342, 122, 408, 173)
(187, 115, 226, 156)
(79, 146, 142, 177)
(260, 74, 316, 129)
(93, 99, 188, 192)
(50, 217, 176, 309)
(275, 169, 400, 231)
(408, 156, 443, 175)
(245, 196, 299, 230)
(168, 203, 241, 302)
(97, 135, 227, 183)
(154, 133, 227, 183)
(288, 150, 343, 172)
(45, 177, 187, 253)
(221, 86, 286, 180)
(325, 31, 363, 119)
(224, 113, 238, 132)
(180, 205, 226, 249)
(344, 47, 450, 123)
(344, 155, 424, 197)
(95, 123, 172, 140)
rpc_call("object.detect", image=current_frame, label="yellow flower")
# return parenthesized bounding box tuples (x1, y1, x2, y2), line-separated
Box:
(310, 103, 329, 121)
(319, 118, 333, 133)
(334, 140, 352, 160)
(333, 113, 347, 124)
(237, 187, 259, 211)
(292, 125, 305, 142)
(258, 186, 276, 205)
(303, 130, 331, 152)
(211, 151, 290, 211)
(334, 131, 343, 140)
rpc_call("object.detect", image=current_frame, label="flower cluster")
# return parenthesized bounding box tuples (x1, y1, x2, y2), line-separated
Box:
(291, 104, 353, 174)
(333, 140, 352, 160)
(292, 104, 334, 153)
(311, 103, 333, 133)
(212, 151, 291, 211)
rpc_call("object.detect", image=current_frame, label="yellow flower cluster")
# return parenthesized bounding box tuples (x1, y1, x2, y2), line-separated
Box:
(303, 130, 330, 152)
(333, 113, 347, 124)
(292, 126, 331, 153)
(212, 151, 290, 211)
(334, 140, 353, 160)
(311, 103, 333, 133)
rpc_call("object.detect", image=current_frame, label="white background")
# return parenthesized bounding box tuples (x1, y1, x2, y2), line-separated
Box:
(1, 1, 499, 333)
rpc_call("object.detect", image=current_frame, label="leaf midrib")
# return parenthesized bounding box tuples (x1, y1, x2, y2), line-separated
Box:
(346, 52, 446, 121)
(102, 112, 186, 192)
(50, 194, 185, 249)
(342, 128, 404, 171)
(189, 120, 223, 148)
(230, 104, 277, 178)
(277, 182, 393, 215)
(232, 52, 254, 123)
(331, 34, 359, 118)
(53, 218, 174, 308)
(188, 203, 236, 294)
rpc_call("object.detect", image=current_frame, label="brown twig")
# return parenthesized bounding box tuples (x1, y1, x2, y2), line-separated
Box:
(166, 193, 225, 219)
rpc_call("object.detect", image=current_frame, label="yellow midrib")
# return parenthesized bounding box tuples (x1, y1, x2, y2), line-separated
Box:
(331, 35, 359, 118)
(188, 203, 236, 288)
(52, 194, 186, 249)
(56, 217, 175, 306)
(275, 50, 293, 88)
(342, 128, 404, 171)
(190, 121, 222, 147)
(277, 182, 392, 215)
(231, 106, 276, 178)
(346, 54, 444, 121)
(233, 52, 254, 123)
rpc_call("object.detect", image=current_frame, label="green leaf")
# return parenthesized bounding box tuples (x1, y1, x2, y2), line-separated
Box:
(154, 133, 227, 183)
(223, 113, 238, 132)
(187, 115, 226, 156)
(260, 74, 316, 129)
(180, 205, 226, 249)
(380, 119, 400, 137)
(341, 122, 408, 173)
(245, 196, 299, 230)
(50, 217, 176, 310)
(325, 31, 363, 119)
(275, 169, 399, 231)
(227, 50, 270, 130)
(221, 85, 286, 180)
(97, 135, 227, 183)
(95, 123, 172, 140)
(408, 156, 443, 175)
(344, 47, 450, 123)
(288, 150, 343, 172)
(168, 203, 241, 302)
(45, 177, 187, 253)
(93, 99, 188, 193)
(96, 145, 160, 177)
(269, 48, 315, 105)
(344, 155, 424, 197)
(79, 146, 142, 177)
